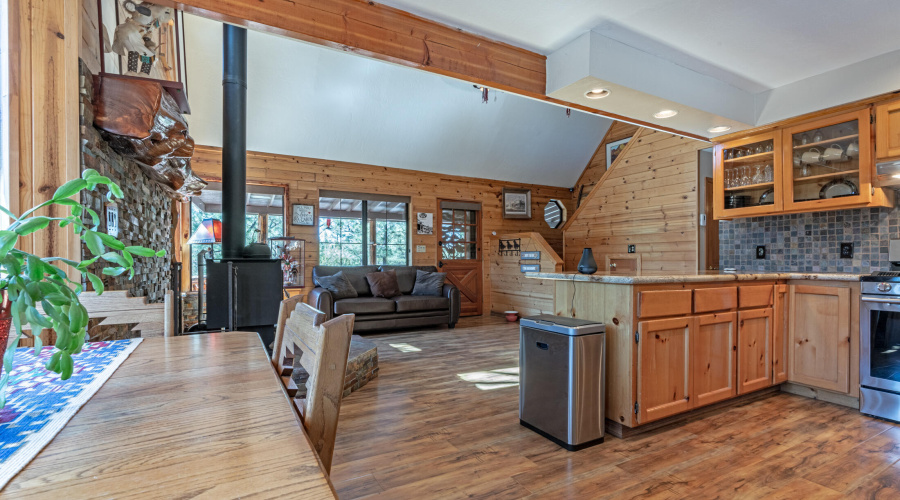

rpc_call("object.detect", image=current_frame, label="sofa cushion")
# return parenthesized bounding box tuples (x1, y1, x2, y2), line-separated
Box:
(314, 266, 379, 296)
(411, 270, 447, 297)
(395, 295, 450, 313)
(314, 271, 358, 300)
(365, 270, 401, 298)
(334, 297, 397, 315)
(380, 266, 438, 294)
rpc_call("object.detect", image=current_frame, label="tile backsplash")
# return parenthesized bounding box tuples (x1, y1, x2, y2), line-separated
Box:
(719, 207, 900, 273)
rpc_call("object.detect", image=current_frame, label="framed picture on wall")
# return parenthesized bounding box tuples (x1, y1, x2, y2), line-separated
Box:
(416, 212, 434, 235)
(606, 137, 631, 167)
(502, 188, 531, 219)
(291, 204, 315, 226)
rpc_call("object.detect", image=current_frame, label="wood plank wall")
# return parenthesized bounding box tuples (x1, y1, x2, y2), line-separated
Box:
(190, 146, 572, 314)
(563, 129, 712, 273)
(487, 232, 562, 316)
(572, 122, 640, 206)
(80, 0, 102, 74)
(9, 0, 82, 264)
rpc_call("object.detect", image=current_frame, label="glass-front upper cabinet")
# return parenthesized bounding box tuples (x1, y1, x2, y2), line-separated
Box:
(781, 109, 873, 212)
(713, 131, 782, 219)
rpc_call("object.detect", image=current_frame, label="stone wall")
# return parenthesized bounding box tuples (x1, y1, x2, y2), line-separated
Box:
(79, 61, 172, 302)
(719, 206, 899, 273)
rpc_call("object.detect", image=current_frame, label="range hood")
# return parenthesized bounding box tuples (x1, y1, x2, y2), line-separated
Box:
(875, 159, 900, 188)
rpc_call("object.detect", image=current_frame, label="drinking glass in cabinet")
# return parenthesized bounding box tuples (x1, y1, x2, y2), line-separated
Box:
(764, 164, 773, 183)
(765, 143, 773, 152)
(812, 129, 824, 143)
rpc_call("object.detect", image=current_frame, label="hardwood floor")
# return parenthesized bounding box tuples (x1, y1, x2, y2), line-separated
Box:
(330, 316, 900, 499)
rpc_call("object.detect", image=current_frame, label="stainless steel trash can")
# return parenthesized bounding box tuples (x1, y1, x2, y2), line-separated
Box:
(519, 314, 605, 451)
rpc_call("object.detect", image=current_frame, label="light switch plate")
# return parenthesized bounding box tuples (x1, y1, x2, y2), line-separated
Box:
(416, 245, 426, 253)
(699, 214, 707, 227)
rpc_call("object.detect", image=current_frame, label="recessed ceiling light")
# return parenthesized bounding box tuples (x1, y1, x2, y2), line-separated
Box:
(708, 125, 732, 133)
(584, 88, 610, 99)
(653, 109, 678, 119)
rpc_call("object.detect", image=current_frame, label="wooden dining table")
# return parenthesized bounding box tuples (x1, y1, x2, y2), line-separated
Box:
(3, 332, 336, 499)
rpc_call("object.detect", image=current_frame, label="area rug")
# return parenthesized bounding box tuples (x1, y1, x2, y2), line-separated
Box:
(0, 339, 142, 488)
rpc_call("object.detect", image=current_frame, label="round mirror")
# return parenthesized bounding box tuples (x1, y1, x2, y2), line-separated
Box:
(544, 199, 566, 229)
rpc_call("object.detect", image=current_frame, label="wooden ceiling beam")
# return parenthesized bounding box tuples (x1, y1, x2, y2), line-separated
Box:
(168, 0, 546, 94)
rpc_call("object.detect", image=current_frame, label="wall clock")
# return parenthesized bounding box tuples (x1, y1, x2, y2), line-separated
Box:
(291, 204, 315, 226)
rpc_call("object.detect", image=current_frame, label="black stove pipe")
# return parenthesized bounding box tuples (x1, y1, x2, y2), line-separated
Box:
(221, 24, 247, 259)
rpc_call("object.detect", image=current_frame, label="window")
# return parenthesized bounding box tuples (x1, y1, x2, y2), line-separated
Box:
(441, 208, 477, 260)
(188, 182, 285, 283)
(318, 192, 409, 266)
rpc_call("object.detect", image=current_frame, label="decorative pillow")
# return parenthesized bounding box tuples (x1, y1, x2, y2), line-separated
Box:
(411, 270, 447, 297)
(365, 270, 402, 298)
(315, 271, 358, 300)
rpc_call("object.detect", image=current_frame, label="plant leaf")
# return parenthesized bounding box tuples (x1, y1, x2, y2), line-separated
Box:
(82, 230, 104, 256)
(96, 232, 125, 250)
(84, 208, 100, 226)
(14, 217, 50, 236)
(0, 231, 17, 258)
(101, 267, 126, 276)
(100, 252, 128, 267)
(124, 246, 153, 257)
(109, 183, 124, 199)
(82, 168, 99, 180)
(52, 178, 87, 200)
(155, 250, 166, 257)
(86, 272, 104, 294)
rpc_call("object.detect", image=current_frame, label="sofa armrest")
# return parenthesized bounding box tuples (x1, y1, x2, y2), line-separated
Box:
(307, 287, 334, 320)
(442, 284, 460, 327)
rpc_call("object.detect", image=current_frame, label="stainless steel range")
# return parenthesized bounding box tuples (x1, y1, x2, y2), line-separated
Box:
(860, 271, 900, 422)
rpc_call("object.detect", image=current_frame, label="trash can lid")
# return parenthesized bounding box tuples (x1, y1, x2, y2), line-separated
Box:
(520, 315, 605, 335)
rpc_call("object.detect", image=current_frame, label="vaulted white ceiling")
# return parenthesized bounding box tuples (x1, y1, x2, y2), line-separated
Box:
(182, 14, 612, 188)
(379, 0, 900, 136)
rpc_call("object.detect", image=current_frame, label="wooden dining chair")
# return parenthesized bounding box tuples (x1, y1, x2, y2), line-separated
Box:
(272, 297, 354, 474)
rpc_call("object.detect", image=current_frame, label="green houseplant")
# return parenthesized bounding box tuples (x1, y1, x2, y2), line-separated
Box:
(0, 169, 164, 407)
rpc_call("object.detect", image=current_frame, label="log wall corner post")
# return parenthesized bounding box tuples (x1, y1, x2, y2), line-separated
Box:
(8, 0, 81, 264)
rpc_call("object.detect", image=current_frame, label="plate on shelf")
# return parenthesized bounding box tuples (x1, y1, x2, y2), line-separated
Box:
(819, 178, 859, 199)
(757, 188, 775, 206)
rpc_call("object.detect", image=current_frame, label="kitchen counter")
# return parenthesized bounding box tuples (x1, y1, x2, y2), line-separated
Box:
(526, 271, 862, 284)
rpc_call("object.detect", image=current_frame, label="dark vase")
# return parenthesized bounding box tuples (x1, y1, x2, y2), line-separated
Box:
(577, 248, 598, 274)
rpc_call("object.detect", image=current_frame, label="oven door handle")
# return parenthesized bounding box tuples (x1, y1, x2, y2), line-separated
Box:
(862, 296, 900, 304)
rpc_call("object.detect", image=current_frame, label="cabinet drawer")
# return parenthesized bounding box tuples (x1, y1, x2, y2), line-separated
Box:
(693, 287, 737, 313)
(638, 290, 692, 318)
(739, 285, 774, 309)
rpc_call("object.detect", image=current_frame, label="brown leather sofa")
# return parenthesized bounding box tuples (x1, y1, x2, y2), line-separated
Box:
(308, 265, 461, 332)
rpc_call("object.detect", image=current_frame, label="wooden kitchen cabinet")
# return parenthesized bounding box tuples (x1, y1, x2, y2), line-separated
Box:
(713, 131, 783, 220)
(772, 285, 789, 384)
(637, 317, 693, 423)
(713, 107, 892, 220)
(737, 308, 773, 394)
(875, 98, 900, 160)
(781, 109, 888, 213)
(693, 312, 737, 408)
(788, 285, 851, 393)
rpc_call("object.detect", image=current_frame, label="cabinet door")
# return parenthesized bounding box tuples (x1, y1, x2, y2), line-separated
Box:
(876, 99, 900, 160)
(693, 312, 736, 408)
(788, 285, 851, 393)
(713, 132, 782, 220)
(781, 109, 873, 212)
(772, 285, 789, 384)
(637, 317, 693, 423)
(738, 308, 773, 394)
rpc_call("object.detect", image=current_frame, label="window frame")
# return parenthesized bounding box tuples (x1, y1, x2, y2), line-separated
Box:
(318, 198, 410, 267)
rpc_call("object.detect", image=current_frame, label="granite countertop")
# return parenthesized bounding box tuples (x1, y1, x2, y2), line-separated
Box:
(525, 271, 863, 284)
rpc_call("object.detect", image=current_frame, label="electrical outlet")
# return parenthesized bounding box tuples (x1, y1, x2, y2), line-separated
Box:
(840, 242, 853, 259)
(628, 245, 636, 254)
(756, 246, 766, 259)
(416, 245, 426, 253)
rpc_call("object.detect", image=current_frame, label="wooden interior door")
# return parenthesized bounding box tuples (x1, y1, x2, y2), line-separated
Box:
(637, 317, 693, 423)
(438, 204, 482, 316)
(693, 312, 736, 407)
(737, 308, 773, 394)
(788, 285, 850, 393)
